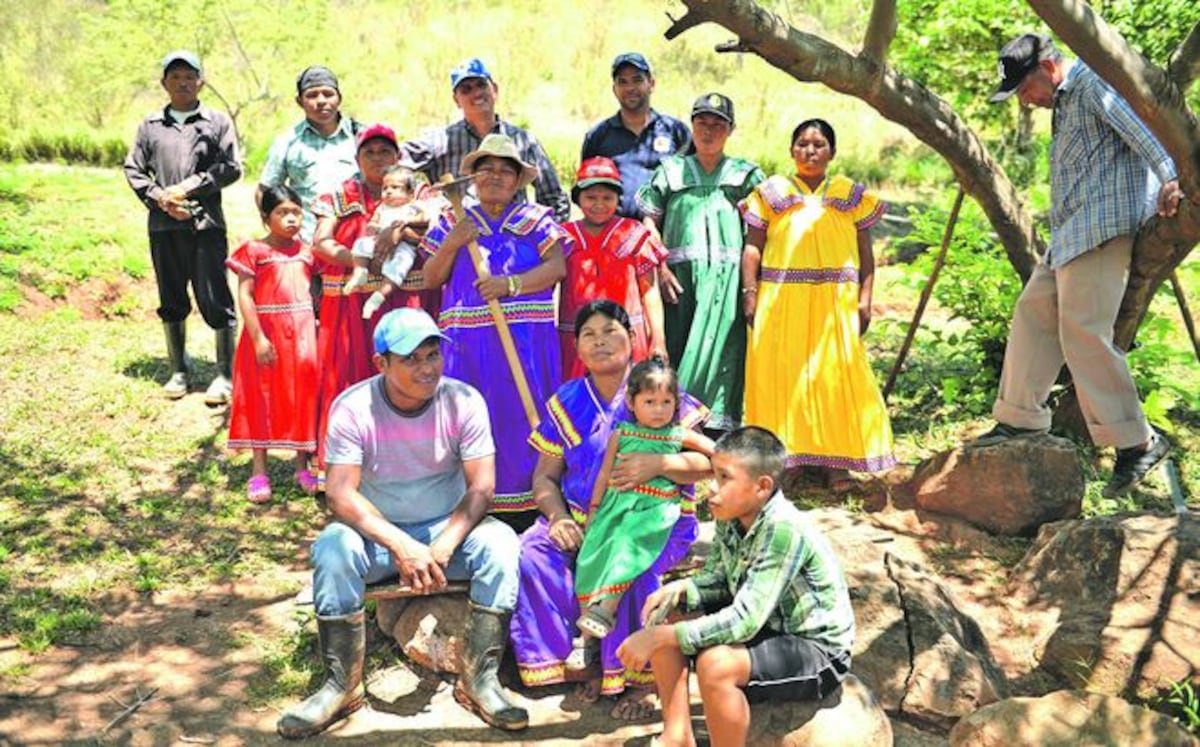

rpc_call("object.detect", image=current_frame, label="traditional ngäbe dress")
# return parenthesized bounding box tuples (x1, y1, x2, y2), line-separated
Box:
(740, 173, 896, 472)
(226, 239, 319, 453)
(635, 155, 765, 430)
(311, 176, 441, 474)
(560, 217, 668, 379)
(575, 421, 684, 608)
(512, 377, 708, 695)
(420, 202, 566, 519)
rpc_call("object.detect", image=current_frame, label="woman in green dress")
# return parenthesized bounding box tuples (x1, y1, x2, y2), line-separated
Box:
(635, 93, 765, 432)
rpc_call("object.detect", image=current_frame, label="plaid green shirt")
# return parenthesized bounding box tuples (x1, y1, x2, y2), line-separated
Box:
(676, 492, 855, 655)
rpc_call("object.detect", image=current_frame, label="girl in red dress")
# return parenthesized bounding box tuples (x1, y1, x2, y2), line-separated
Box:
(226, 186, 320, 503)
(561, 157, 669, 379)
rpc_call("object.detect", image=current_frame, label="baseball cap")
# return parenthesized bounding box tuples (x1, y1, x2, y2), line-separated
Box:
(355, 123, 399, 152)
(611, 52, 652, 77)
(450, 58, 494, 91)
(571, 157, 623, 205)
(990, 33, 1059, 103)
(373, 308, 450, 356)
(691, 92, 734, 125)
(161, 50, 202, 76)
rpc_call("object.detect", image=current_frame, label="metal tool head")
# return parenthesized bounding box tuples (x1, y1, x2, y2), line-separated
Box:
(431, 173, 476, 194)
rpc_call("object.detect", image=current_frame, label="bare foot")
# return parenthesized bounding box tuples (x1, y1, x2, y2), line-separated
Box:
(574, 679, 601, 704)
(609, 687, 658, 721)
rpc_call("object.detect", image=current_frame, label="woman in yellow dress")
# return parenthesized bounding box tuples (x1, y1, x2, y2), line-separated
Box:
(739, 119, 895, 490)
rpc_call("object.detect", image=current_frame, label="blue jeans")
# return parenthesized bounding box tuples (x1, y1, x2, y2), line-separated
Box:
(311, 515, 520, 616)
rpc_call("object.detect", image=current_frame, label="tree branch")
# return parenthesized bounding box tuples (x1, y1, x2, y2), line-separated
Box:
(665, 10, 706, 40)
(671, 0, 1041, 278)
(1168, 20, 1200, 91)
(861, 0, 898, 65)
(1027, 0, 1200, 191)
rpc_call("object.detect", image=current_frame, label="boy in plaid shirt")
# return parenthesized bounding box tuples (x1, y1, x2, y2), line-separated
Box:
(617, 426, 854, 746)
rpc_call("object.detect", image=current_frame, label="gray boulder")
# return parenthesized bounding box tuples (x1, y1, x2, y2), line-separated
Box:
(747, 674, 893, 746)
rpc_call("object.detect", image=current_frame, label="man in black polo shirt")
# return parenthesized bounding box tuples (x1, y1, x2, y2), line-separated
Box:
(581, 52, 691, 220)
(124, 50, 242, 404)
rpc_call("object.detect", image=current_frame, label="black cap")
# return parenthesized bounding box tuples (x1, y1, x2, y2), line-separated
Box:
(990, 33, 1059, 103)
(296, 65, 339, 95)
(611, 52, 652, 78)
(691, 92, 734, 125)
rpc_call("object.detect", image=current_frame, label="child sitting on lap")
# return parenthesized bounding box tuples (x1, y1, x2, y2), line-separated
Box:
(617, 426, 855, 747)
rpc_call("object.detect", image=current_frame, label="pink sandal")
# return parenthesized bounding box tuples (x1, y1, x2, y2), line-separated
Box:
(247, 474, 272, 504)
(294, 469, 319, 496)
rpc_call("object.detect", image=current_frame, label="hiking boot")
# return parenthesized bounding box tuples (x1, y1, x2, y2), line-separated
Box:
(453, 604, 529, 731)
(277, 610, 366, 739)
(1102, 432, 1171, 498)
(971, 422, 1048, 447)
(162, 321, 191, 399)
(204, 326, 236, 406)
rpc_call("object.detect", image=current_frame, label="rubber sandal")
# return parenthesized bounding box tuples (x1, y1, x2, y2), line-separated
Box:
(577, 606, 615, 639)
(247, 474, 272, 504)
(565, 635, 599, 671)
(294, 469, 319, 496)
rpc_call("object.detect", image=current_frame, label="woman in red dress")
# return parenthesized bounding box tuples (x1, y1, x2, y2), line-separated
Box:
(310, 124, 440, 479)
(559, 157, 668, 379)
(226, 186, 319, 503)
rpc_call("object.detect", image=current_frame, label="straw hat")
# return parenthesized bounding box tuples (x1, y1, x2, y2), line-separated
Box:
(460, 134, 539, 191)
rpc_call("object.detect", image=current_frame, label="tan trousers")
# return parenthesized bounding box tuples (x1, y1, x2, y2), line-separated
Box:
(992, 235, 1152, 449)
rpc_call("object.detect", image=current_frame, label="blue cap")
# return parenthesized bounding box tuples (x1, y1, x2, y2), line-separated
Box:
(449, 58, 494, 91)
(373, 308, 450, 356)
(611, 52, 652, 77)
(161, 49, 202, 76)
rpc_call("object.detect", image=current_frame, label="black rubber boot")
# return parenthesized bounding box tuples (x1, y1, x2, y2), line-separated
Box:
(162, 321, 189, 399)
(277, 610, 366, 739)
(453, 604, 529, 731)
(204, 326, 236, 406)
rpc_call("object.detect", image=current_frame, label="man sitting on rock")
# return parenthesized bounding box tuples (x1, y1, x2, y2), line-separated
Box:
(277, 308, 527, 738)
(617, 426, 854, 747)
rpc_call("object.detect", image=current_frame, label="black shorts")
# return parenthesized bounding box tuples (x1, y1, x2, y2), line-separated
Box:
(742, 631, 850, 704)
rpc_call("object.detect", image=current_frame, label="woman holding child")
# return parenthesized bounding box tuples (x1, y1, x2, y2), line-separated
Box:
(510, 299, 711, 719)
(311, 123, 440, 476)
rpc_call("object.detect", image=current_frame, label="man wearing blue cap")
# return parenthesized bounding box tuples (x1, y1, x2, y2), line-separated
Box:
(124, 50, 242, 405)
(258, 66, 360, 243)
(278, 307, 528, 738)
(582, 52, 691, 220)
(976, 32, 1186, 498)
(400, 58, 570, 222)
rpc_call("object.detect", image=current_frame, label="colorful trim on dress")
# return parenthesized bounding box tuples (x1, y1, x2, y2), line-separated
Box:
(438, 301, 555, 329)
(856, 200, 888, 229)
(602, 667, 653, 695)
(227, 438, 317, 451)
(546, 394, 583, 449)
(322, 277, 383, 295)
(577, 579, 633, 606)
(225, 258, 255, 277)
(492, 490, 536, 513)
(528, 429, 564, 458)
(255, 301, 315, 315)
(679, 403, 711, 430)
(631, 483, 680, 501)
(784, 451, 898, 473)
(759, 267, 858, 284)
(517, 660, 567, 687)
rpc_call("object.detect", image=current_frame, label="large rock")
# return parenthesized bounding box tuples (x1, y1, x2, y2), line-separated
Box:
(949, 690, 1200, 746)
(816, 513, 1009, 728)
(747, 674, 893, 746)
(377, 595, 469, 674)
(910, 436, 1084, 535)
(1008, 514, 1200, 699)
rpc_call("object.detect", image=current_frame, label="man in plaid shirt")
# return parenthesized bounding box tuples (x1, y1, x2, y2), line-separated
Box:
(976, 33, 1188, 498)
(618, 426, 854, 747)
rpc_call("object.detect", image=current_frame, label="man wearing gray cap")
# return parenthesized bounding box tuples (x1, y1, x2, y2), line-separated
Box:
(278, 307, 527, 737)
(258, 65, 359, 244)
(124, 50, 241, 404)
(581, 52, 691, 219)
(976, 32, 1186, 498)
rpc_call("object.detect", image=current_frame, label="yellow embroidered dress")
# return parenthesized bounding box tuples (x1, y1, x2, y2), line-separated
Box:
(740, 174, 895, 472)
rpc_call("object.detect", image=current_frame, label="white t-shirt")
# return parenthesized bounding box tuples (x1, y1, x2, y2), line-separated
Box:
(324, 375, 495, 524)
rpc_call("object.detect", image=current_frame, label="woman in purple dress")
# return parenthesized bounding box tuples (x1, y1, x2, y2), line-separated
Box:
(512, 299, 711, 720)
(420, 134, 568, 533)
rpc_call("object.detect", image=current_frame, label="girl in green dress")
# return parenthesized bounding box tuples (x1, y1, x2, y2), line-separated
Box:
(576, 357, 715, 638)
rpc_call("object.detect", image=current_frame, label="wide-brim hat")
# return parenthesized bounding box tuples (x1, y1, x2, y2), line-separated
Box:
(460, 134, 538, 191)
(571, 157, 623, 205)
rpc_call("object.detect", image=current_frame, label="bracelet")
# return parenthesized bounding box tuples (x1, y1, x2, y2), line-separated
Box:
(741, 286, 758, 295)
(507, 274, 522, 297)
